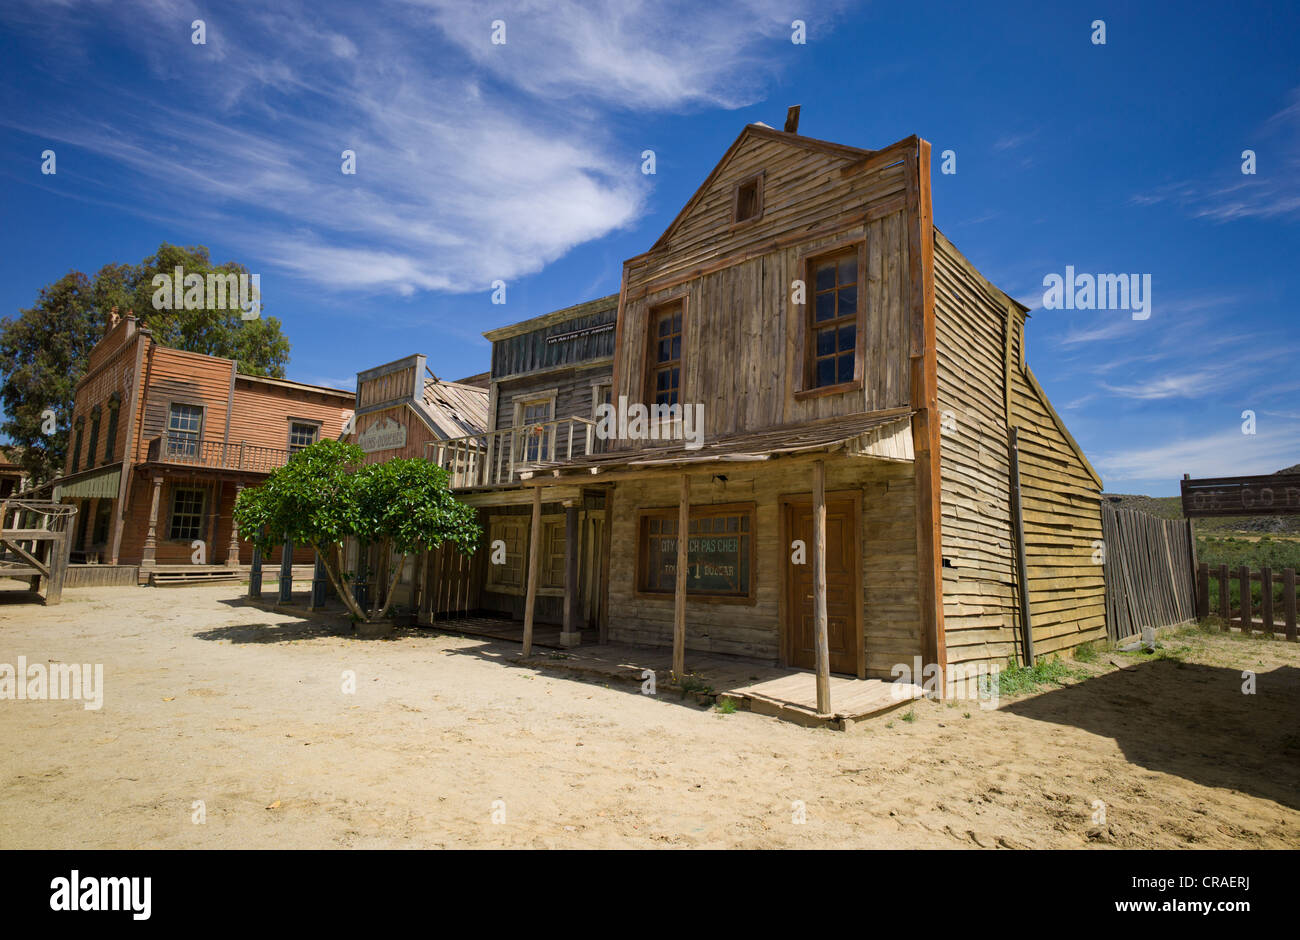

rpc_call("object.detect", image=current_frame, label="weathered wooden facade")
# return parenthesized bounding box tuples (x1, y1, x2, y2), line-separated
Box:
(377, 121, 1105, 704)
(48, 313, 354, 580)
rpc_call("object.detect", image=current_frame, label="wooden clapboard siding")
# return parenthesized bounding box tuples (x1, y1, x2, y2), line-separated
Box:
(68, 326, 139, 472)
(1008, 313, 1106, 658)
(604, 456, 922, 675)
(933, 234, 1018, 668)
(934, 231, 1105, 666)
(612, 129, 914, 445)
(358, 364, 417, 410)
(351, 404, 440, 463)
(495, 368, 605, 436)
(228, 377, 350, 452)
(488, 300, 617, 379)
(135, 345, 236, 461)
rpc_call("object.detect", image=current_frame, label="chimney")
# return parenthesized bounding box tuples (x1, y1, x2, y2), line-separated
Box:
(784, 105, 801, 134)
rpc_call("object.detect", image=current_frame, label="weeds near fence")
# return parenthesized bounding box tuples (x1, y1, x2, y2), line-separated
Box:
(998, 657, 1089, 696)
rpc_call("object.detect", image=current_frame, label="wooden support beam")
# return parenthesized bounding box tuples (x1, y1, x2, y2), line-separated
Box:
(522, 485, 542, 657)
(1238, 565, 1251, 632)
(141, 475, 163, 568)
(1008, 428, 1035, 666)
(812, 458, 831, 716)
(1284, 568, 1297, 641)
(226, 483, 243, 567)
(672, 473, 689, 679)
(560, 503, 581, 646)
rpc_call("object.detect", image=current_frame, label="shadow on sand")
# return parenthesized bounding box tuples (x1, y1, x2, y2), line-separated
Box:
(1002, 658, 1300, 811)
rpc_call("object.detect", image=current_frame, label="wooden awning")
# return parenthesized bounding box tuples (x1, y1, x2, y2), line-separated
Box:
(522, 408, 914, 480)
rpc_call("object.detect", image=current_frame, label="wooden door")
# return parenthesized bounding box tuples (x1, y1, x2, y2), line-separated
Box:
(785, 497, 859, 675)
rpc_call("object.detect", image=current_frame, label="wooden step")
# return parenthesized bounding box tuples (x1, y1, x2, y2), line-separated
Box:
(148, 570, 241, 587)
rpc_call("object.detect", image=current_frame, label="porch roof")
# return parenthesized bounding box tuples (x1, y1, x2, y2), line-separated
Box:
(521, 407, 915, 480)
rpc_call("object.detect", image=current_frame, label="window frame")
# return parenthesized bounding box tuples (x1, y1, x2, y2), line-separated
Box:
(103, 394, 121, 463)
(87, 405, 102, 469)
(510, 390, 558, 463)
(731, 171, 765, 227)
(166, 402, 205, 458)
(634, 500, 757, 605)
(644, 298, 686, 415)
(287, 418, 322, 454)
(794, 238, 867, 400)
(167, 484, 207, 543)
(70, 417, 85, 474)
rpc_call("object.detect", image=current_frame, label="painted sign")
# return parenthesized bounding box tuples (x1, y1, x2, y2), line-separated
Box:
(1180, 473, 1300, 518)
(358, 416, 407, 453)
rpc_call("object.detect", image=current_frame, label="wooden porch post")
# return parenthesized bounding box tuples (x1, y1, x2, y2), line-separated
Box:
(141, 475, 163, 569)
(278, 540, 294, 604)
(522, 485, 542, 657)
(672, 473, 689, 679)
(206, 479, 221, 565)
(225, 482, 243, 567)
(559, 501, 581, 647)
(812, 459, 831, 715)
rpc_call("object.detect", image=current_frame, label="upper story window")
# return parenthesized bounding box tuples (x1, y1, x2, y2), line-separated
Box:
(87, 406, 102, 469)
(103, 394, 120, 463)
(649, 303, 683, 407)
(167, 403, 203, 458)
(733, 173, 764, 225)
(288, 421, 319, 453)
(804, 247, 862, 392)
(514, 393, 556, 462)
(70, 417, 85, 473)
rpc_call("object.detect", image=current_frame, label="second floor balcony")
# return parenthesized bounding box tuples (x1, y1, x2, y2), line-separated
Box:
(146, 435, 293, 474)
(427, 415, 599, 489)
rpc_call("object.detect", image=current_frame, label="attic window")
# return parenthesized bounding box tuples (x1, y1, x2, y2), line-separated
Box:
(733, 174, 763, 224)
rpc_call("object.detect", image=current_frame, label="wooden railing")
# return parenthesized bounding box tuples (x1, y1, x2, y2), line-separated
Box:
(1197, 563, 1298, 640)
(426, 416, 597, 488)
(146, 435, 293, 473)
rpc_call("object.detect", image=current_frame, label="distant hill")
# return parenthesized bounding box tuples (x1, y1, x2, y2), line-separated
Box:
(1103, 464, 1300, 535)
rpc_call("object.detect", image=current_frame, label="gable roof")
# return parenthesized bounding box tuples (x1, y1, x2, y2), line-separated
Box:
(647, 124, 878, 253)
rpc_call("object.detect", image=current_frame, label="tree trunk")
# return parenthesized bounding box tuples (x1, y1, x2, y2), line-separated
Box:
(311, 539, 368, 622)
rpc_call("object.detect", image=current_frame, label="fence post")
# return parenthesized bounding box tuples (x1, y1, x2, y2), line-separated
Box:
(278, 540, 294, 603)
(1284, 568, 1297, 642)
(1218, 564, 1230, 625)
(309, 551, 329, 610)
(1196, 562, 1209, 621)
(1261, 567, 1274, 635)
(248, 542, 263, 599)
(1238, 565, 1252, 633)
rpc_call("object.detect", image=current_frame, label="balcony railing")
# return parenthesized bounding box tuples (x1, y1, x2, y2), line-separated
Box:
(146, 435, 293, 474)
(427, 416, 598, 488)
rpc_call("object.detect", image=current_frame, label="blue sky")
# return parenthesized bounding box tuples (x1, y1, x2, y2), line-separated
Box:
(1, 0, 1297, 495)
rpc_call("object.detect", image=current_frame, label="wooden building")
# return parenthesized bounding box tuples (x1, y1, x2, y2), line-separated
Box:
(48, 312, 354, 580)
(404, 121, 1105, 702)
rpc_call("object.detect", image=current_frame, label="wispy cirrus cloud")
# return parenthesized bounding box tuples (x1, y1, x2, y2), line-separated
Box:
(1129, 87, 1300, 223)
(1, 0, 837, 296)
(1094, 423, 1300, 484)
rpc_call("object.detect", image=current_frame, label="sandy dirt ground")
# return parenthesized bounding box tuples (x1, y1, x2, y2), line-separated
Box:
(1, 584, 1297, 849)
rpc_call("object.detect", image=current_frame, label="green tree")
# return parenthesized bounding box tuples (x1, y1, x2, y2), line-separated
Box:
(0, 272, 99, 482)
(233, 440, 481, 623)
(0, 244, 292, 483)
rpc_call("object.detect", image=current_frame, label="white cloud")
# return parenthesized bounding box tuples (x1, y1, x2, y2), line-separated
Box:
(1095, 424, 1300, 483)
(3, 0, 825, 296)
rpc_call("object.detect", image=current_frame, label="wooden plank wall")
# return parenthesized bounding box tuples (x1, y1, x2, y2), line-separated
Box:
(615, 133, 912, 444)
(932, 237, 1018, 668)
(69, 330, 138, 473)
(1102, 504, 1196, 641)
(605, 457, 922, 675)
(358, 364, 416, 410)
(134, 346, 235, 462)
(1008, 335, 1107, 656)
(351, 403, 440, 464)
(229, 379, 351, 452)
(491, 307, 616, 378)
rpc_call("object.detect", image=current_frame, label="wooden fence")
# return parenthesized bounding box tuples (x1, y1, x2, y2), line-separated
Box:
(1196, 563, 1298, 640)
(1100, 503, 1197, 642)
